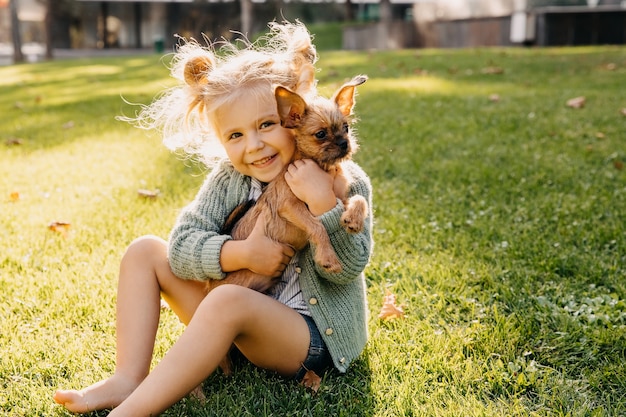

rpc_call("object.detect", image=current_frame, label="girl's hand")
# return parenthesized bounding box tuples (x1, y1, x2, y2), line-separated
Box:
(220, 214, 294, 277)
(284, 159, 337, 216)
(244, 214, 295, 278)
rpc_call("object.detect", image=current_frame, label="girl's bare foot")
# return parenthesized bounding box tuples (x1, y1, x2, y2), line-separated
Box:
(54, 374, 139, 413)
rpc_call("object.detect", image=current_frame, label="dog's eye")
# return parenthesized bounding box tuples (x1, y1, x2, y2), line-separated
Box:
(342, 123, 349, 134)
(314, 130, 327, 140)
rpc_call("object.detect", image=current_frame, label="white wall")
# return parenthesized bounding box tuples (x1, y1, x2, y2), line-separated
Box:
(414, 0, 516, 23)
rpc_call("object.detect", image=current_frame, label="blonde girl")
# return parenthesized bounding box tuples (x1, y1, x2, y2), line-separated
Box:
(54, 21, 373, 416)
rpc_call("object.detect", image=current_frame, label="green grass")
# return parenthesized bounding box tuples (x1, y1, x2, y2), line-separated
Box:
(306, 23, 344, 50)
(1, 44, 625, 416)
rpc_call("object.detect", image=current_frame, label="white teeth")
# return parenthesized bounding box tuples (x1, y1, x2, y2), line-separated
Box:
(252, 156, 272, 165)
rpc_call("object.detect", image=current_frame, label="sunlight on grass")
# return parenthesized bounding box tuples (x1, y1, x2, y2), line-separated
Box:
(0, 64, 124, 87)
(366, 76, 455, 93)
(1, 45, 625, 416)
(364, 76, 513, 96)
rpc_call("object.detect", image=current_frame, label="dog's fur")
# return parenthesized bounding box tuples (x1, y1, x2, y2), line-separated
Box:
(206, 75, 368, 295)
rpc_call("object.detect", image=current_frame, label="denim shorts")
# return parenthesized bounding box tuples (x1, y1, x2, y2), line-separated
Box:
(293, 314, 333, 382)
(227, 314, 332, 381)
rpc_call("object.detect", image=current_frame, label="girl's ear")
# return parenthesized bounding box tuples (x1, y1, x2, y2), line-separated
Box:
(184, 55, 214, 87)
(275, 86, 307, 129)
(333, 75, 367, 117)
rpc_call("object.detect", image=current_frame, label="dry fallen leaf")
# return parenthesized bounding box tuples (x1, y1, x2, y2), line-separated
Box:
(62, 121, 75, 129)
(138, 188, 160, 199)
(620, 108, 626, 117)
(481, 66, 504, 75)
(300, 369, 322, 393)
(566, 96, 586, 109)
(489, 94, 501, 102)
(6, 137, 22, 146)
(378, 290, 405, 320)
(48, 221, 71, 237)
(189, 384, 206, 403)
(9, 192, 20, 202)
(614, 160, 624, 171)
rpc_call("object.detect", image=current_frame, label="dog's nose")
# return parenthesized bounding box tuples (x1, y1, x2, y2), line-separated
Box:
(337, 138, 349, 151)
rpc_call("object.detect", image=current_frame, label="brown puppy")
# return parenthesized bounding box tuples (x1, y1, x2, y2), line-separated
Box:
(207, 75, 368, 295)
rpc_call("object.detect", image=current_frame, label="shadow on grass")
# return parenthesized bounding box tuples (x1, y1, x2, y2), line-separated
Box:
(1, 55, 170, 152)
(78, 357, 374, 417)
(172, 356, 374, 417)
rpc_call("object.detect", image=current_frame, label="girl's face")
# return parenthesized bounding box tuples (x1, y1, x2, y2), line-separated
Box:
(214, 91, 295, 183)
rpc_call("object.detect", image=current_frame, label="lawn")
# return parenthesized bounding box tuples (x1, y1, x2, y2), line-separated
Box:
(1, 43, 625, 416)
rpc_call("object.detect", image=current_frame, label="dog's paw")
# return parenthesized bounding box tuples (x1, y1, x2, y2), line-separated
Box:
(341, 212, 364, 234)
(341, 196, 368, 233)
(321, 260, 342, 273)
(315, 250, 342, 273)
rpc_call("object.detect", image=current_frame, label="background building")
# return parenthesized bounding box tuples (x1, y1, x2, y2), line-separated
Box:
(0, 0, 625, 62)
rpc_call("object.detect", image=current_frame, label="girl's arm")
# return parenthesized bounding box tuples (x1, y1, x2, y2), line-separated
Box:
(285, 160, 374, 285)
(168, 160, 295, 281)
(318, 161, 373, 284)
(168, 160, 245, 281)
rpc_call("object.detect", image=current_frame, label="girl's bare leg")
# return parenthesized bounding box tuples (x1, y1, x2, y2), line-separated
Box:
(53, 236, 207, 413)
(108, 284, 310, 417)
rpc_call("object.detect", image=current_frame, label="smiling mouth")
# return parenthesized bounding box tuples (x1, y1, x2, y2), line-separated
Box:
(251, 154, 276, 166)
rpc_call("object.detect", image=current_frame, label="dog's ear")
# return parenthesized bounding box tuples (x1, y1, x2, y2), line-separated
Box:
(333, 75, 367, 117)
(275, 86, 307, 128)
(184, 55, 213, 87)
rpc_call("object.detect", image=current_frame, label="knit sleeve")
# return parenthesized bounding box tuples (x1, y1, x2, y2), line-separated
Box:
(168, 160, 250, 281)
(315, 161, 373, 285)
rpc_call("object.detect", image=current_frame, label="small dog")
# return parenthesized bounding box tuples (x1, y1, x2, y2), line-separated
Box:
(207, 75, 368, 295)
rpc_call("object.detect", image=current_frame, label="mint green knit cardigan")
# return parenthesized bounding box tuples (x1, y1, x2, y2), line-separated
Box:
(168, 158, 373, 373)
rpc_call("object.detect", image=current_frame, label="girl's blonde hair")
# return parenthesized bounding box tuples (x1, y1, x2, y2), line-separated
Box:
(127, 21, 318, 165)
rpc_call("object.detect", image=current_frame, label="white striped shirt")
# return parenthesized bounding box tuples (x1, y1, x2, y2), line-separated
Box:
(249, 179, 310, 316)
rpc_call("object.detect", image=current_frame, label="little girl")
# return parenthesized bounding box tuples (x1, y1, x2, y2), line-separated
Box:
(54, 21, 373, 416)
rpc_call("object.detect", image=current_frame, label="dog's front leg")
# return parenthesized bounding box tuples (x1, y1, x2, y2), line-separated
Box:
(279, 202, 342, 273)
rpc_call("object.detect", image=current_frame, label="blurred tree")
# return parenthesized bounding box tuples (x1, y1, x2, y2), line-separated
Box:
(9, 0, 23, 62)
(345, 0, 354, 21)
(42, 0, 53, 59)
(241, 0, 252, 35)
(37, 0, 78, 59)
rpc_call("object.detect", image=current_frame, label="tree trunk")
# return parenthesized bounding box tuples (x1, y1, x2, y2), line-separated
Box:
(380, 0, 392, 24)
(345, 0, 354, 21)
(9, 0, 24, 63)
(133, 2, 142, 49)
(100, 1, 110, 48)
(44, 0, 54, 59)
(240, 0, 252, 36)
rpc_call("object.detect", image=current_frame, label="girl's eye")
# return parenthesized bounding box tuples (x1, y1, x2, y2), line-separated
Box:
(229, 132, 243, 140)
(260, 121, 275, 129)
(314, 130, 327, 140)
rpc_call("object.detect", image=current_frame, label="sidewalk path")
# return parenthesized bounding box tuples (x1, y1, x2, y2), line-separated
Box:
(0, 43, 157, 66)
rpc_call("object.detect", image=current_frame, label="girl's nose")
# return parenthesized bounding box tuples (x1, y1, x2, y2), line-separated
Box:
(245, 131, 264, 152)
